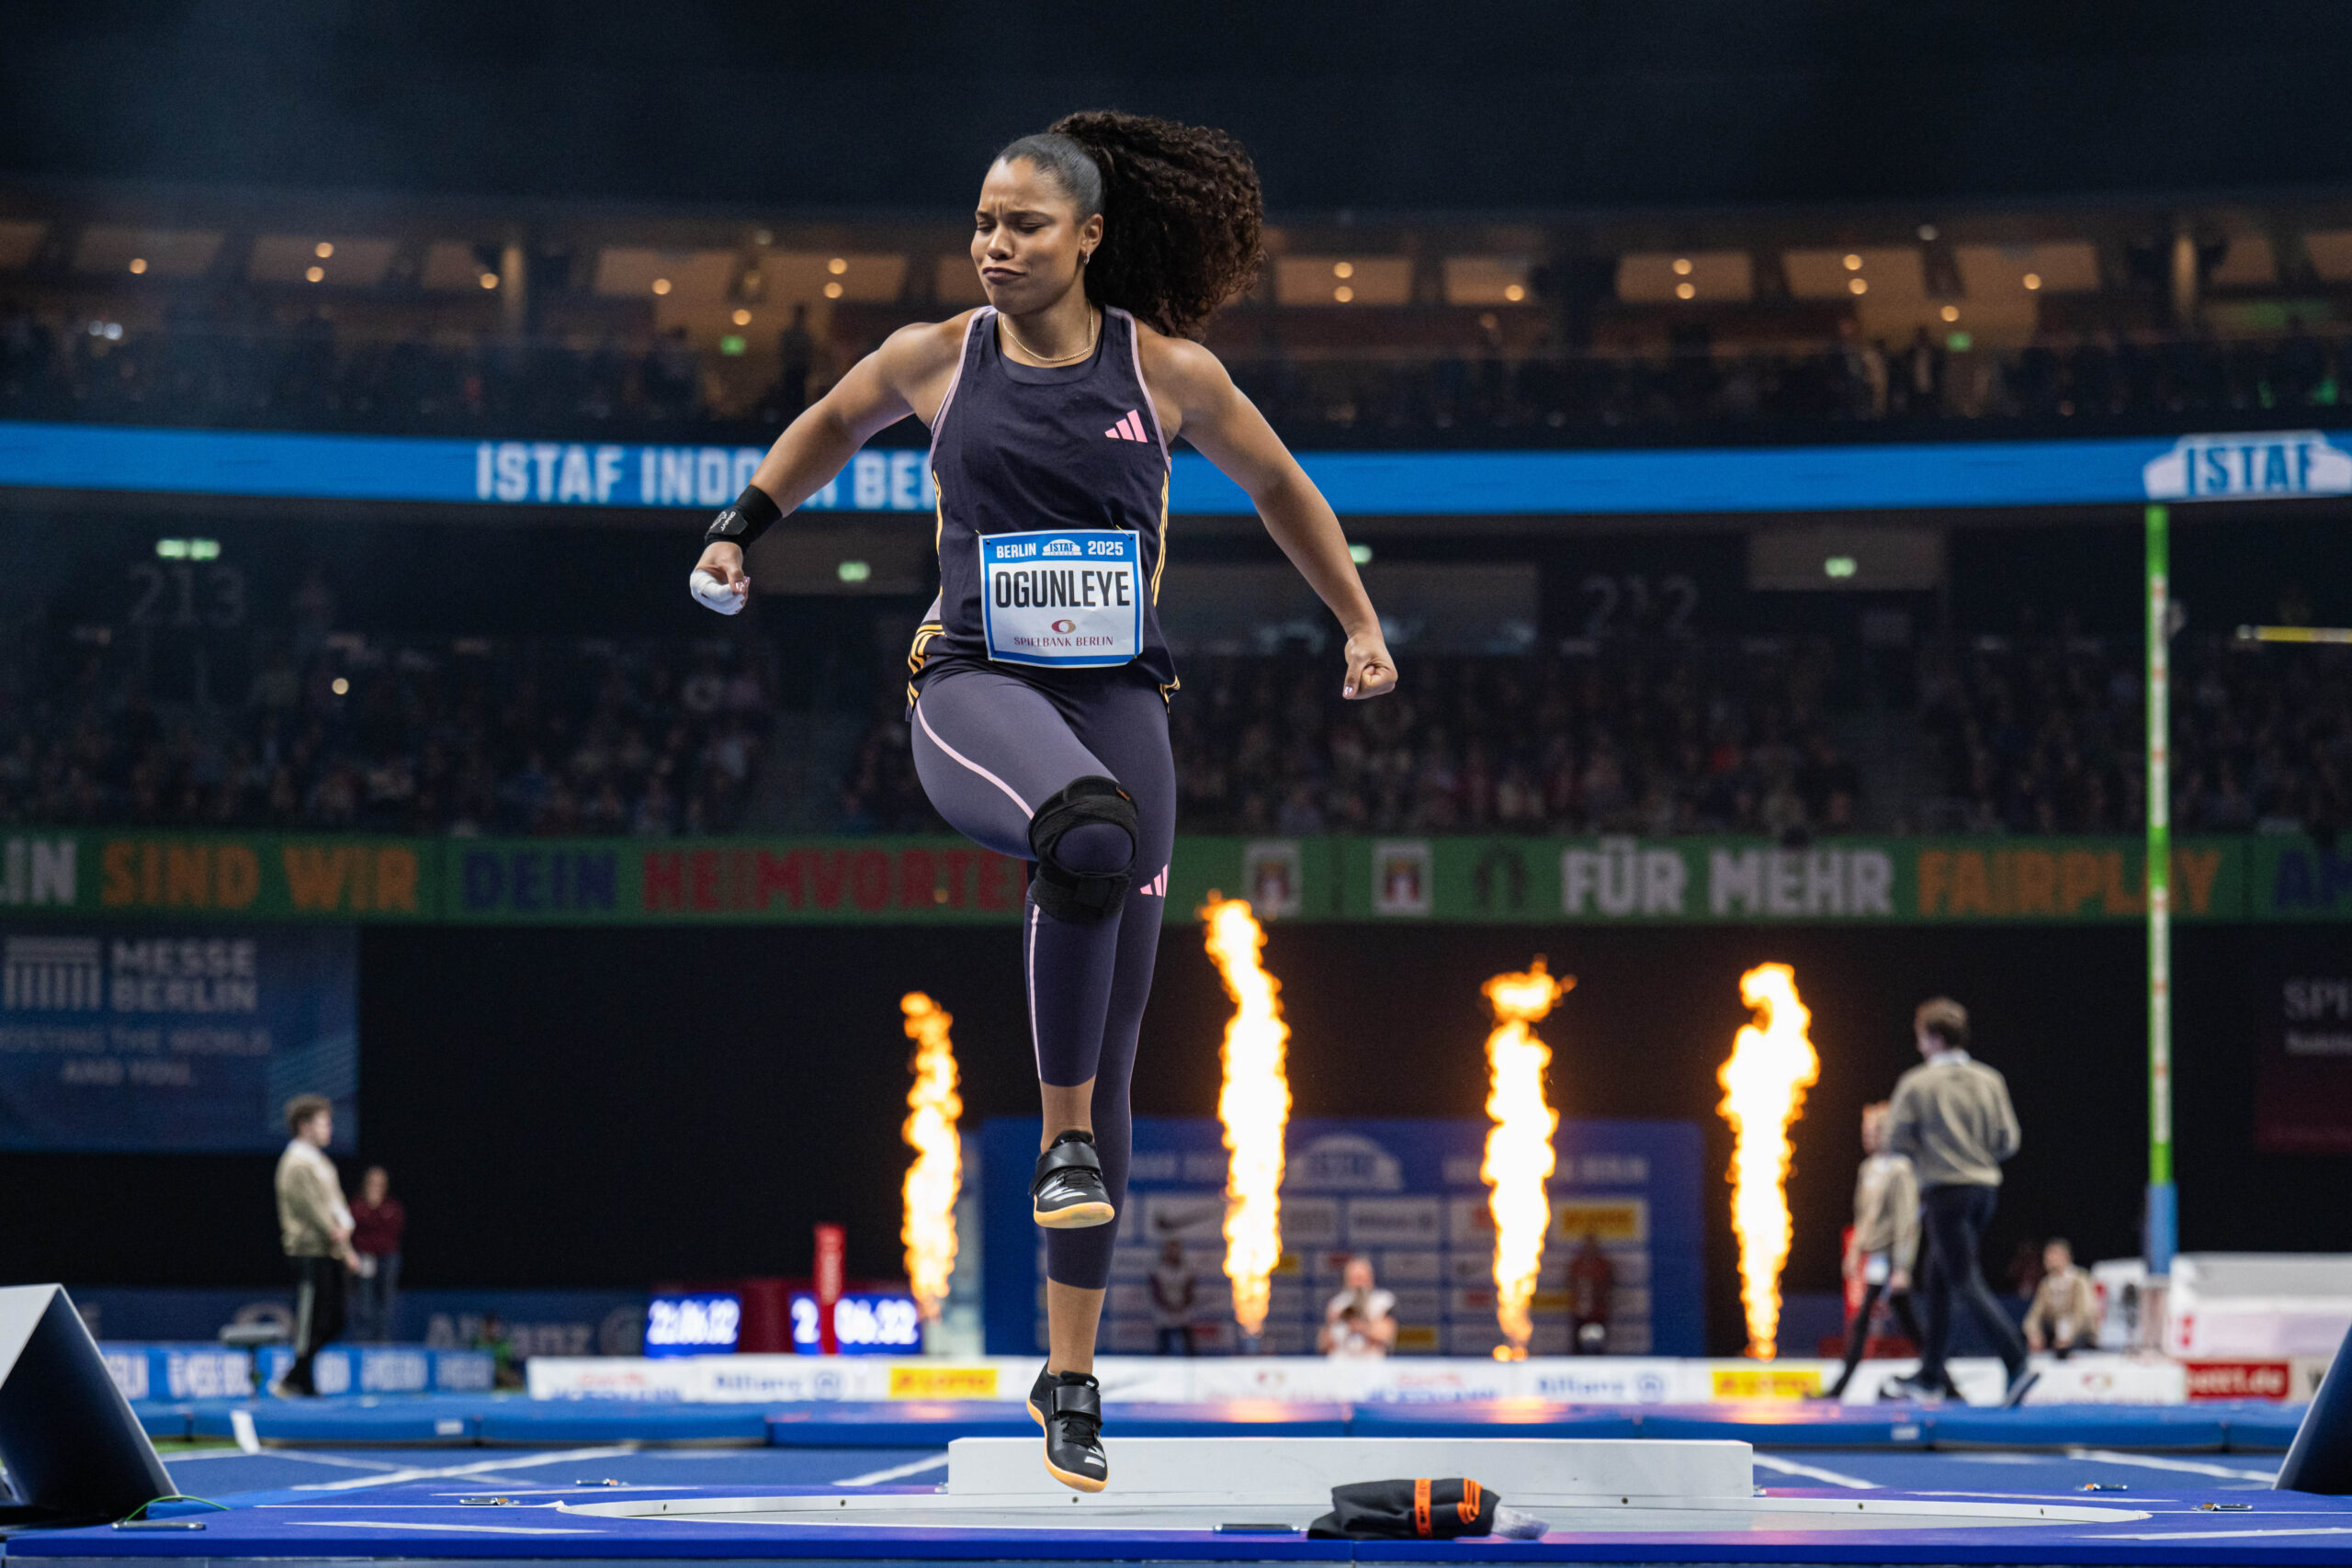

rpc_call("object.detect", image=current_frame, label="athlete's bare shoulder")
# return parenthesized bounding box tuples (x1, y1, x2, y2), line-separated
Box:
(870, 310, 982, 425)
(1131, 320, 1234, 440)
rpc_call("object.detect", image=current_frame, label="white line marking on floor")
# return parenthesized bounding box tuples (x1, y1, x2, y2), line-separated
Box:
(831, 1454, 950, 1486)
(1750, 1453, 1877, 1489)
(2065, 1448, 2280, 1482)
(292, 1445, 639, 1492)
(307, 1520, 595, 1535)
(193, 1450, 409, 1472)
(2108, 1526, 2352, 1540)
(229, 1409, 260, 1453)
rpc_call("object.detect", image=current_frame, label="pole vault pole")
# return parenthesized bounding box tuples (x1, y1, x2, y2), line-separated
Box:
(2144, 502, 2177, 1311)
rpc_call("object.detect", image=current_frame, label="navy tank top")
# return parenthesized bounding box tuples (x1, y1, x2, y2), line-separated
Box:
(908, 306, 1176, 699)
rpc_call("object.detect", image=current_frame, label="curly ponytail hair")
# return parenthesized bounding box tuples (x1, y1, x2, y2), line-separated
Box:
(994, 111, 1264, 340)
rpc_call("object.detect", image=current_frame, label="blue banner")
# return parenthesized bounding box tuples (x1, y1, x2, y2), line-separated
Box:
(4, 420, 2346, 515)
(981, 1115, 1702, 1359)
(0, 926, 356, 1150)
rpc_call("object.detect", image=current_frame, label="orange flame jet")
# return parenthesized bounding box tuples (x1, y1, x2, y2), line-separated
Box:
(1717, 964, 1820, 1359)
(1201, 897, 1291, 1341)
(899, 991, 963, 1322)
(1481, 958, 1572, 1360)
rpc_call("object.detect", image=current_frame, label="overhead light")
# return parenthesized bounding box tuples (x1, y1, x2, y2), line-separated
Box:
(1672, 257, 1693, 276)
(823, 280, 842, 299)
(1333, 285, 1353, 302)
(1823, 556, 1859, 580)
(1676, 281, 1696, 299)
(1503, 283, 1525, 301)
(155, 538, 189, 558)
(827, 257, 847, 275)
(305, 265, 324, 283)
(753, 229, 773, 247)
(1940, 304, 1960, 321)
(331, 677, 350, 696)
(480, 271, 499, 289)
(314, 242, 334, 259)
(189, 538, 220, 560)
(1333, 261, 1354, 278)
(2022, 272, 2042, 291)
(1348, 543, 1373, 564)
(732, 308, 752, 325)
(1843, 254, 1863, 271)
(128, 257, 147, 275)
(837, 559, 873, 583)
(1848, 276, 1867, 295)
(1917, 224, 1939, 242)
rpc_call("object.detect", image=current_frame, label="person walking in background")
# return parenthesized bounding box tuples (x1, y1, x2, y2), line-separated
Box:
(1825, 1100, 1923, 1399)
(273, 1095, 355, 1396)
(2023, 1238, 2100, 1358)
(1148, 1239, 1196, 1355)
(1884, 998, 2036, 1407)
(348, 1167, 406, 1342)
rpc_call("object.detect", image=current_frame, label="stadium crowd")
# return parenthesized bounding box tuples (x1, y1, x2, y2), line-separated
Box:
(0, 626, 775, 836)
(842, 640, 1865, 838)
(1916, 626, 2352, 838)
(7, 301, 2352, 441)
(5, 611, 2346, 841)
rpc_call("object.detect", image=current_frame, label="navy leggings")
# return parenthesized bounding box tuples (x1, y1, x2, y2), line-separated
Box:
(910, 660, 1175, 1291)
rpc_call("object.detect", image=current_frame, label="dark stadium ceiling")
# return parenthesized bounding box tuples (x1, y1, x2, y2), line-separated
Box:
(0, 1, 2348, 215)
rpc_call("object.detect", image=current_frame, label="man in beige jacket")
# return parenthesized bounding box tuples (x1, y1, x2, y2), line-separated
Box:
(1884, 998, 2035, 1407)
(274, 1093, 355, 1397)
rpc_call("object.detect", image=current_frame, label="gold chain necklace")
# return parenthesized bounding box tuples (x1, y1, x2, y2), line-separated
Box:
(1001, 308, 1100, 367)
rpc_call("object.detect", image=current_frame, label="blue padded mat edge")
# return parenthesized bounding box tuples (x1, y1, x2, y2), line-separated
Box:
(13, 1479, 2352, 1564)
(138, 1395, 2310, 1451)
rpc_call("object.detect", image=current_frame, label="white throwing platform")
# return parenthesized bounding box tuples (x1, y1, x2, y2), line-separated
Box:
(945, 1435, 1752, 1503)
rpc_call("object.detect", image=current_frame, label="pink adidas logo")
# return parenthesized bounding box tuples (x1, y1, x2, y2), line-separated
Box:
(1138, 865, 1169, 897)
(1104, 410, 1150, 443)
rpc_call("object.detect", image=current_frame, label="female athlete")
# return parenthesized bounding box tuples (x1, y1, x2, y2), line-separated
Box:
(690, 111, 1396, 1491)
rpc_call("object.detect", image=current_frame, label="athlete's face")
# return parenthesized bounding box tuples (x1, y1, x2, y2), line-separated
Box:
(971, 158, 1102, 315)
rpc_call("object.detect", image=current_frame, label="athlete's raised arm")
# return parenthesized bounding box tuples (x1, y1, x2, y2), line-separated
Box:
(1141, 333, 1396, 700)
(689, 314, 970, 613)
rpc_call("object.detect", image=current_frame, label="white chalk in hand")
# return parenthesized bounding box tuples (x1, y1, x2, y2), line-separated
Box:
(689, 568, 747, 615)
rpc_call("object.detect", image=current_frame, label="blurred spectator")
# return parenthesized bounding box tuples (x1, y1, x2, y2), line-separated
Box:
(1320, 1256, 1397, 1359)
(1825, 1100, 1922, 1400)
(1566, 1233, 1616, 1354)
(472, 1313, 525, 1390)
(1149, 1240, 1197, 1356)
(2023, 1238, 2100, 1359)
(348, 1166, 406, 1342)
(272, 1094, 354, 1397)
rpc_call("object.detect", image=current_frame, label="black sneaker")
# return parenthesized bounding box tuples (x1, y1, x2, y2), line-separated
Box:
(1028, 1366, 1108, 1493)
(1031, 1131, 1114, 1229)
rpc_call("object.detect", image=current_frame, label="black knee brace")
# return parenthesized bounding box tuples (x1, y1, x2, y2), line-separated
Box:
(1027, 776, 1137, 922)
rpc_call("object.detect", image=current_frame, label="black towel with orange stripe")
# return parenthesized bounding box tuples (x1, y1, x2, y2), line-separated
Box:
(1307, 1477, 1500, 1540)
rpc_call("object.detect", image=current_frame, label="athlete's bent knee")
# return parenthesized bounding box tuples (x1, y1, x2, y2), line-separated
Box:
(1028, 776, 1137, 922)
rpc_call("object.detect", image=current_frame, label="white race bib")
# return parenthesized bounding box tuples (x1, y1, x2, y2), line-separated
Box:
(978, 529, 1142, 669)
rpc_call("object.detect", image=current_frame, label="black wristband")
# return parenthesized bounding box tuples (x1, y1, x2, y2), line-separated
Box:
(705, 485, 782, 548)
